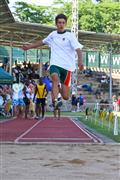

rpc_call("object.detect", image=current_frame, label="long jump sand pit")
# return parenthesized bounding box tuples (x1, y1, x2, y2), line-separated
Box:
(1, 144, 120, 180)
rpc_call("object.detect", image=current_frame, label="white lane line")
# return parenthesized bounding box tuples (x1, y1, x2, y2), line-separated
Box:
(72, 118, 103, 143)
(79, 125, 103, 143)
(14, 118, 45, 143)
(19, 137, 91, 141)
(69, 118, 98, 143)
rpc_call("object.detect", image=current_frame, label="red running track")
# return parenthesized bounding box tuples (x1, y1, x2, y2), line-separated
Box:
(0, 117, 101, 143)
(0, 118, 37, 142)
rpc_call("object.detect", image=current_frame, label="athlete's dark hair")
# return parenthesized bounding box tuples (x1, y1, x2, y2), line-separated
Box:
(55, 14, 67, 24)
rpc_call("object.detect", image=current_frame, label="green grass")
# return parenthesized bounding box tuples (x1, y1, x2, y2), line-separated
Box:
(79, 114, 120, 143)
(46, 111, 83, 117)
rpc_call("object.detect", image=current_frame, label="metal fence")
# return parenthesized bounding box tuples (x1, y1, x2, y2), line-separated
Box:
(81, 102, 120, 136)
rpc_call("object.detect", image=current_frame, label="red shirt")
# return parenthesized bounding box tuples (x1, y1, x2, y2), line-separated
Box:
(117, 96, 120, 105)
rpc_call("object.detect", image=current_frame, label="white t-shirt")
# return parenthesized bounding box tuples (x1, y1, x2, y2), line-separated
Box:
(42, 31, 83, 72)
(0, 96, 4, 106)
(18, 90, 24, 99)
(13, 91, 19, 100)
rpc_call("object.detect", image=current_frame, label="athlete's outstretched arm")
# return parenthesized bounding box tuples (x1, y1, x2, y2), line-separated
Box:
(76, 48, 84, 71)
(22, 40, 44, 51)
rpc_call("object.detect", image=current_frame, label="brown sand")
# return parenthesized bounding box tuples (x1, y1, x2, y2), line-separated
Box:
(0, 144, 120, 180)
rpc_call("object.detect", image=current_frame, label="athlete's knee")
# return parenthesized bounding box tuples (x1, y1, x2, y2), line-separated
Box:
(61, 86, 70, 100)
(62, 94, 69, 100)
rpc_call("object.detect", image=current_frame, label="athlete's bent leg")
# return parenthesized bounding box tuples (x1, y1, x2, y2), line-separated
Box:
(51, 73, 59, 102)
(61, 84, 70, 100)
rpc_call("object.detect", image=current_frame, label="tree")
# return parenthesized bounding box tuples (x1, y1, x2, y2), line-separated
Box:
(52, 0, 72, 27)
(14, 1, 53, 25)
(14, 0, 120, 33)
(78, 1, 120, 33)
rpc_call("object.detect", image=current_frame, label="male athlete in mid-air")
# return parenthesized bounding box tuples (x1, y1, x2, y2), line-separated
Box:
(22, 14, 84, 108)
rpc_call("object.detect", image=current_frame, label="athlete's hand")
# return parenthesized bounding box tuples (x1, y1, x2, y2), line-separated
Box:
(78, 61, 84, 71)
(22, 44, 31, 51)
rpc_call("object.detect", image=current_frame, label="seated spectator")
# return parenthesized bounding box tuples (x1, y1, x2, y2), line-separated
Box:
(82, 83, 93, 93)
(101, 75, 108, 84)
(77, 82, 82, 91)
(83, 68, 93, 77)
(95, 86, 101, 99)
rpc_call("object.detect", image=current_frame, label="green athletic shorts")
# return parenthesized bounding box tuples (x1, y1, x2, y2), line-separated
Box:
(49, 65, 71, 87)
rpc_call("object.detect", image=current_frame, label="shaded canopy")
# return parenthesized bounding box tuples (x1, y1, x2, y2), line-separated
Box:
(0, 21, 120, 51)
(0, 68, 13, 84)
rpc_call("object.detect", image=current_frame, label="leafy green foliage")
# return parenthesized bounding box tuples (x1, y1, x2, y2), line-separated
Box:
(14, 1, 53, 24)
(78, 1, 120, 33)
(14, 0, 120, 33)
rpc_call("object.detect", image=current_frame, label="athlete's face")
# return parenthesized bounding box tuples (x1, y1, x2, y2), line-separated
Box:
(56, 18, 67, 32)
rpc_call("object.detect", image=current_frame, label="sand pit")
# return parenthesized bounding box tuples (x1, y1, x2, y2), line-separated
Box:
(1, 144, 120, 180)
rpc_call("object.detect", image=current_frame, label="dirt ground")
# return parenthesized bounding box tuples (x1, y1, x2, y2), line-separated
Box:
(0, 143, 120, 180)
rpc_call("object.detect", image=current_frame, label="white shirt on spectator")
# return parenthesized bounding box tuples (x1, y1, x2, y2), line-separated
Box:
(42, 31, 83, 72)
(13, 92, 19, 100)
(0, 96, 4, 106)
(18, 90, 24, 99)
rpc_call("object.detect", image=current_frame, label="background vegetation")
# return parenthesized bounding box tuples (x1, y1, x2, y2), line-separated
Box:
(14, 0, 120, 33)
